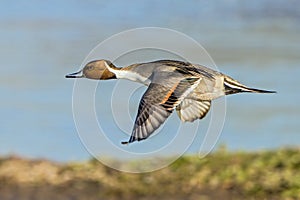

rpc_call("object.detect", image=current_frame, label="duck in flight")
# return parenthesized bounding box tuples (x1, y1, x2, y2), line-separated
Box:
(66, 60, 275, 144)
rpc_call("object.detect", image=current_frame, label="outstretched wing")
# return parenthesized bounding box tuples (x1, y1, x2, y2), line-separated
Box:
(122, 76, 201, 144)
(176, 99, 211, 122)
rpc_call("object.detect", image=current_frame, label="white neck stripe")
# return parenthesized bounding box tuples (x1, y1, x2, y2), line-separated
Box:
(104, 62, 149, 84)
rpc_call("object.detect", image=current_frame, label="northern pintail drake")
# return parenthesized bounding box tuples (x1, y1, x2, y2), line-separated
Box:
(66, 60, 275, 144)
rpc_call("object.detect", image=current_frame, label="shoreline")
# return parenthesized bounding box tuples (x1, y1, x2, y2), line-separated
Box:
(1, 148, 299, 200)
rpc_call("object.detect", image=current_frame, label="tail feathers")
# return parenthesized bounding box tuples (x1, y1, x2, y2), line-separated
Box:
(224, 76, 276, 94)
(240, 87, 276, 94)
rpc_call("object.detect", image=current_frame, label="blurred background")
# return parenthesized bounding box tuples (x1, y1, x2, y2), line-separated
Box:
(0, 0, 299, 162)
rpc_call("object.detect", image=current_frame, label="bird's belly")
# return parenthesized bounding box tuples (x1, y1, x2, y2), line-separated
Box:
(188, 91, 225, 101)
(189, 78, 225, 100)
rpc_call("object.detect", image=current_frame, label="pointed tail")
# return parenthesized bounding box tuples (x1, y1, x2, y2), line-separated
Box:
(224, 76, 276, 95)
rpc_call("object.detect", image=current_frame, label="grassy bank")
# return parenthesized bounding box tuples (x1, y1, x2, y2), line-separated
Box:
(1, 148, 300, 200)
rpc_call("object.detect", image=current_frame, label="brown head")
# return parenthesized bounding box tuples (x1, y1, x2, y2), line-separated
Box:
(65, 60, 118, 80)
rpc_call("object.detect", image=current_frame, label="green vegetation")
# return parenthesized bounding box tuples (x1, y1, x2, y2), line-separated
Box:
(1, 148, 300, 200)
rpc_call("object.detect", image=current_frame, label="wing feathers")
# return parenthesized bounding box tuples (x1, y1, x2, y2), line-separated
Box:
(176, 99, 211, 122)
(122, 77, 201, 144)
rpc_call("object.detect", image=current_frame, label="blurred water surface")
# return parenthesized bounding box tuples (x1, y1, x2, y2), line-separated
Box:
(0, 0, 299, 162)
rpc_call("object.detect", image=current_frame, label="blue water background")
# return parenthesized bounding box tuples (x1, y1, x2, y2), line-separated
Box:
(0, 0, 299, 162)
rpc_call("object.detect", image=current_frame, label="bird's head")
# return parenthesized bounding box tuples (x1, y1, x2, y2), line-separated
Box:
(65, 60, 117, 80)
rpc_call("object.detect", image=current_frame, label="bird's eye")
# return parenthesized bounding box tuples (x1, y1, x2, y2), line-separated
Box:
(87, 66, 94, 70)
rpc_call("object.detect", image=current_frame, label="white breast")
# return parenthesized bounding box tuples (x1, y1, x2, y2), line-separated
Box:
(104, 61, 150, 84)
(116, 70, 150, 84)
